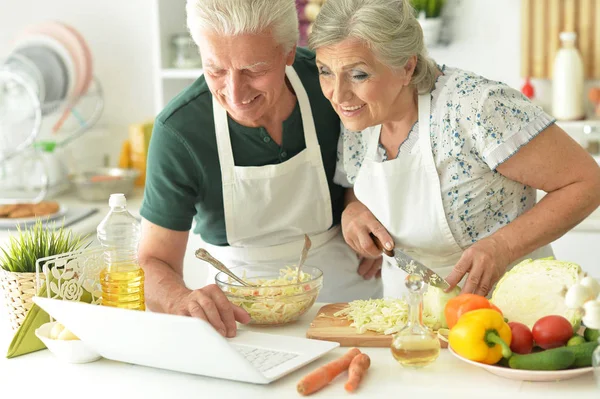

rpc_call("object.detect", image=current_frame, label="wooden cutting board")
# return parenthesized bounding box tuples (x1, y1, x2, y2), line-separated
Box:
(305, 303, 393, 347)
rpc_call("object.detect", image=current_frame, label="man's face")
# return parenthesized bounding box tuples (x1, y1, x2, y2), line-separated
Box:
(198, 30, 295, 127)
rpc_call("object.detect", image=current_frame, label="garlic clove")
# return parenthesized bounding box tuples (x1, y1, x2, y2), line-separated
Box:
(49, 322, 65, 340)
(582, 300, 600, 329)
(57, 327, 80, 341)
(580, 276, 600, 298)
(565, 283, 593, 309)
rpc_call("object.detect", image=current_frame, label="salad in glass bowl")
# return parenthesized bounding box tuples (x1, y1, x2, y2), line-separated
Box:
(215, 265, 323, 325)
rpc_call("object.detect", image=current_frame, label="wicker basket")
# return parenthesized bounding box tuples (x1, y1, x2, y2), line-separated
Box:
(0, 268, 46, 332)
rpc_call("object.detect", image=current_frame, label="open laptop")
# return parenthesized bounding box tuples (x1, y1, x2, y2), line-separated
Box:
(33, 297, 339, 384)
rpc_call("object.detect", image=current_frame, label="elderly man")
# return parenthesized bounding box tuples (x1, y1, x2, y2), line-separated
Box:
(138, 0, 383, 337)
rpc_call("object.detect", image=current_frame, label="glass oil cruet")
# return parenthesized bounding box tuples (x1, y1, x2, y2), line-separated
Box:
(391, 274, 440, 368)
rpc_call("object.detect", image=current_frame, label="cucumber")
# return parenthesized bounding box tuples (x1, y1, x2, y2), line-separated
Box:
(565, 341, 599, 367)
(508, 341, 599, 370)
(508, 347, 575, 370)
(583, 328, 599, 343)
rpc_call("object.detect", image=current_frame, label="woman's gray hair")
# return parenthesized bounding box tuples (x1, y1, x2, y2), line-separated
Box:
(309, 0, 438, 93)
(186, 0, 299, 53)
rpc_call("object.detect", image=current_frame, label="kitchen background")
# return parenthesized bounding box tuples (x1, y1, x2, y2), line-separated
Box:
(1, 0, 599, 164)
(0, 0, 599, 284)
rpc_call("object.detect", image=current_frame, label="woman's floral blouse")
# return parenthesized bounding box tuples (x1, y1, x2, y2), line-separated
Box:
(334, 66, 556, 248)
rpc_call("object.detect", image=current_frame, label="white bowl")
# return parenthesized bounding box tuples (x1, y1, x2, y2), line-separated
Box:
(35, 321, 101, 364)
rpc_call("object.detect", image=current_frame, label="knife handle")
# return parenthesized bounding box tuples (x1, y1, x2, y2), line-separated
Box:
(369, 233, 394, 257)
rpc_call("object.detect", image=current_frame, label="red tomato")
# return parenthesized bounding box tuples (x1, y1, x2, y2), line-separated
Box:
(531, 315, 573, 349)
(508, 322, 534, 354)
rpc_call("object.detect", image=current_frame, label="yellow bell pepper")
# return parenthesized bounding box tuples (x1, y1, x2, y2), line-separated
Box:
(449, 308, 512, 365)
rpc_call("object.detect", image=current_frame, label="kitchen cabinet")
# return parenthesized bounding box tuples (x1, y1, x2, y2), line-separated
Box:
(151, 0, 203, 113)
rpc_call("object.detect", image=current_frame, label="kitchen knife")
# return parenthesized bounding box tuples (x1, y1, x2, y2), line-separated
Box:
(370, 234, 450, 290)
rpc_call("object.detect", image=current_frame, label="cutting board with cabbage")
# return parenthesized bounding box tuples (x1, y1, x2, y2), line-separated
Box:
(306, 285, 457, 347)
(307, 258, 600, 359)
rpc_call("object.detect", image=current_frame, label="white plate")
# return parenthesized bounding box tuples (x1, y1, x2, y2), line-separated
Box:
(0, 205, 68, 228)
(448, 346, 593, 382)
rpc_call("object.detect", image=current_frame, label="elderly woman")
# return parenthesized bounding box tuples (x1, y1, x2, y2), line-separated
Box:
(138, 0, 383, 337)
(309, 0, 600, 298)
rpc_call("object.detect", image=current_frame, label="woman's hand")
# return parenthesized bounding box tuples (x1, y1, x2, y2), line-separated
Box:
(444, 236, 512, 297)
(357, 256, 383, 280)
(342, 199, 394, 258)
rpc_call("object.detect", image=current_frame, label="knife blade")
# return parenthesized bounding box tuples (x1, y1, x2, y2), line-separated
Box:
(370, 234, 450, 290)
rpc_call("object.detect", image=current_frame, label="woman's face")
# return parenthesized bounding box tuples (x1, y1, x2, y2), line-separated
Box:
(316, 38, 414, 132)
(198, 31, 295, 127)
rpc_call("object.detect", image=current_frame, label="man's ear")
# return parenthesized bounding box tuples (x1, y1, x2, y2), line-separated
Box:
(403, 55, 418, 85)
(286, 45, 297, 66)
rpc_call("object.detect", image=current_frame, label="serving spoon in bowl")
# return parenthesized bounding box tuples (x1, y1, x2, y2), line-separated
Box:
(195, 248, 256, 287)
(295, 234, 312, 283)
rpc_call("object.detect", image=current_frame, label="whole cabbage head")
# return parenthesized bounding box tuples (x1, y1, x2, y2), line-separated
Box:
(490, 257, 583, 329)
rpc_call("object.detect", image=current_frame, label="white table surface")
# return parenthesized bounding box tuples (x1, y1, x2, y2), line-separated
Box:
(0, 303, 598, 399)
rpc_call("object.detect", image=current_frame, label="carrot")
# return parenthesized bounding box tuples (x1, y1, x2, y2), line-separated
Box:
(296, 347, 361, 396)
(344, 353, 371, 393)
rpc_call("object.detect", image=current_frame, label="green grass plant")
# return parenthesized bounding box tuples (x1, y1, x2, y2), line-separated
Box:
(0, 219, 90, 273)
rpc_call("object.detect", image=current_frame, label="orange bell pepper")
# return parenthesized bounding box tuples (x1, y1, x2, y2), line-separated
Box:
(449, 308, 512, 365)
(444, 293, 503, 329)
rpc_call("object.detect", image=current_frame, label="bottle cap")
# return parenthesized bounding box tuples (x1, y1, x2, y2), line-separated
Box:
(559, 32, 577, 43)
(109, 193, 126, 207)
(521, 77, 535, 99)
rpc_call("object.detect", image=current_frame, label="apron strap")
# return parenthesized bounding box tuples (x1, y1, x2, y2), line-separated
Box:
(417, 92, 463, 256)
(365, 125, 382, 160)
(284, 66, 319, 159)
(417, 93, 431, 148)
(212, 95, 235, 185)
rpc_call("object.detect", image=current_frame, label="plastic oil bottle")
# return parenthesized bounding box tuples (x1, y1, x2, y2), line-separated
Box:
(97, 193, 145, 310)
(391, 274, 440, 368)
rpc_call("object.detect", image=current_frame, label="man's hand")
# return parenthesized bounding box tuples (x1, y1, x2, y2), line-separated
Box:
(342, 200, 394, 258)
(357, 256, 383, 280)
(172, 284, 251, 337)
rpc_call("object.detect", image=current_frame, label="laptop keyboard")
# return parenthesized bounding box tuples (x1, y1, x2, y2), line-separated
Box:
(233, 345, 298, 373)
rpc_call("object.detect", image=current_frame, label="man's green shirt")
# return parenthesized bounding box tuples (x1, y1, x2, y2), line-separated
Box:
(140, 47, 343, 246)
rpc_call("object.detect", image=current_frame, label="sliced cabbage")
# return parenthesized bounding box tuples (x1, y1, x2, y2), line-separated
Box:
(334, 286, 460, 335)
(333, 298, 409, 335)
(490, 257, 583, 329)
(225, 267, 318, 324)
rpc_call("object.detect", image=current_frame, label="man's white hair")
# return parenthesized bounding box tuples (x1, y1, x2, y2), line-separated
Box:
(186, 0, 299, 53)
(309, 0, 438, 93)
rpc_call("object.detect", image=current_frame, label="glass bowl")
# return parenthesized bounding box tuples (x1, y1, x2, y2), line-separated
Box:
(215, 265, 323, 326)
